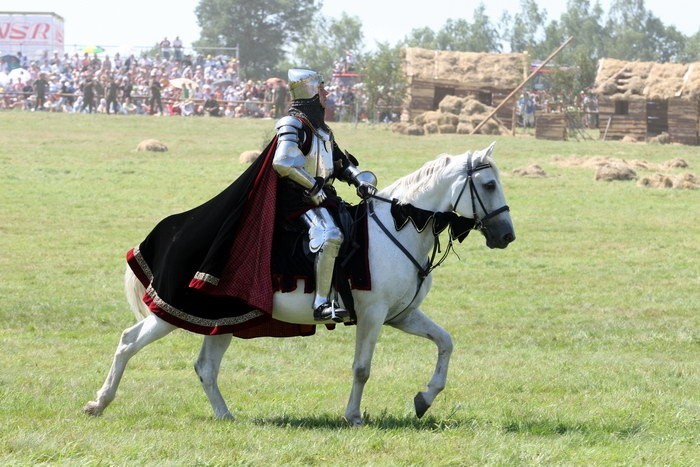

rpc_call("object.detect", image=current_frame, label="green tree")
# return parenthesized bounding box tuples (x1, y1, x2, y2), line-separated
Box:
(469, 4, 501, 52)
(680, 30, 700, 61)
(507, 0, 547, 53)
(294, 13, 364, 76)
(436, 18, 472, 51)
(434, 4, 500, 52)
(358, 42, 407, 122)
(402, 27, 438, 50)
(604, 0, 683, 62)
(194, 0, 318, 79)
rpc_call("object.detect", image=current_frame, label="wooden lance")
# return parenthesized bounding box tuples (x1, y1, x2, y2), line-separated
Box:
(470, 36, 574, 135)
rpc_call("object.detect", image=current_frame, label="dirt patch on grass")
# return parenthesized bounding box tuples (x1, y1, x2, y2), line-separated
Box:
(513, 164, 547, 178)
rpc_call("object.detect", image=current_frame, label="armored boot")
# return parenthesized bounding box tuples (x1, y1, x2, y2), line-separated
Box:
(311, 241, 349, 323)
(301, 208, 348, 323)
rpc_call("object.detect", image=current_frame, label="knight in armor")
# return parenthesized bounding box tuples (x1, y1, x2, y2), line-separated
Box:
(272, 68, 378, 322)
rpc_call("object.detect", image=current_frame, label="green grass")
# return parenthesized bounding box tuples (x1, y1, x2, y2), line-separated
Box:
(1, 112, 698, 465)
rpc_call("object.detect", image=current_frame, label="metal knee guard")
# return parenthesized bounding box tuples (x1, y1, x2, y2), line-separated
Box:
(302, 208, 344, 307)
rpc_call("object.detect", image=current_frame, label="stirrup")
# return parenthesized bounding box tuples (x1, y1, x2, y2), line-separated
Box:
(313, 301, 349, 323)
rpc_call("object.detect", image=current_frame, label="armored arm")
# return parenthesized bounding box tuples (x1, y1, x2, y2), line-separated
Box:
(272, 116, 326, 204)
(335, 145, 377, 199)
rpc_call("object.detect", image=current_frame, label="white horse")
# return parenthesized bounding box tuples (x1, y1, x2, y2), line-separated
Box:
(84, 142, 515, 426)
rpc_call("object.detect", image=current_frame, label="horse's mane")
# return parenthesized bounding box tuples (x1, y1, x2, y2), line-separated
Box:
(381, 150, 497, 204)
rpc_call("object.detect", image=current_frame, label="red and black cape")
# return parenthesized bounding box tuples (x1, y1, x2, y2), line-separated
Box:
(127, 137, 316, 338)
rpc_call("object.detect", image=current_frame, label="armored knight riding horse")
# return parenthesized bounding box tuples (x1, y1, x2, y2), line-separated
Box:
(84, 68, 516, 426)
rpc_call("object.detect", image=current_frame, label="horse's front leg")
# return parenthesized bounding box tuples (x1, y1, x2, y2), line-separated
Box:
(84, 314, 176, 416)
(345, 309, 384, 427)
(195, 334, 233, 419)
(388, 308, 453, 418)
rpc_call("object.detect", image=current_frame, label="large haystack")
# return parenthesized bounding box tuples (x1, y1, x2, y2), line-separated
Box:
(402, 48, 527, 89)
(594, 58, 700, 100)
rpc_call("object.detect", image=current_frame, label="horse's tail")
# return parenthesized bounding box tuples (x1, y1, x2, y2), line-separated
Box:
(124, 266, 149, 322)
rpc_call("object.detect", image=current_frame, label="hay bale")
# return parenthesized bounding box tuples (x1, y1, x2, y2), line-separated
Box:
(437, 113, 459, 126)
(136, 139, 168, 152)
(663, 158, 689, 168)
(462, 99, 488, 114)
(405, 124, 425, 136)
(595, 163, 637, 182)
(637, 173, 674, 188)
(423, 122, 439, 134)
(513, 164, 547, 178)
(390, 122, 409, 134)
(414, 111, 442, 126)
(456, 122, 474, 134)
(239, 150, 259, 164)
(639, 172, 698, 189)
(438, 95, 464, 114)
(648, 132, 671, 145)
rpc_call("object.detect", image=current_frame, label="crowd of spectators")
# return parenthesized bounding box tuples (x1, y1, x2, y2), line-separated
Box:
(0, 46, 368, 121)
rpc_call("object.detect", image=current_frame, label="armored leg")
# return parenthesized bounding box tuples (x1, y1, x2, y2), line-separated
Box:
(302, 208, 349, 322)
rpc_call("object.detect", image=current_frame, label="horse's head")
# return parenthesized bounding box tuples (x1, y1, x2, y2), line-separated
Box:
(453, 142, 515, 249)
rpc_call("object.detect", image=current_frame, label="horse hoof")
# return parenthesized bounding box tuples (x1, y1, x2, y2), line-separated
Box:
(83, 401, 103, 416)
(343, 415, 363, 427)
(414, 392, 431, 418)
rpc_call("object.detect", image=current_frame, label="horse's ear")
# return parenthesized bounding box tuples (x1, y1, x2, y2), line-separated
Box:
(484, 141, 496, 158)
(470, 142, 496, 166)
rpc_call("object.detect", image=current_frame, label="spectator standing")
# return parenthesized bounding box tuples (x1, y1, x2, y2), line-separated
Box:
(160, 37, 172, 61)
(149, 77, 164, 115)
(173, 36, 183, 62)
(106, 75, 120, 114)
(519, 92, 535, 128)
(81, 77, 96, 113)
(33, 72, 49, 111)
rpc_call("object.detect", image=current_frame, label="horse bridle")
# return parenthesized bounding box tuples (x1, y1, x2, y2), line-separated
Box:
(452, 154, 510, 231)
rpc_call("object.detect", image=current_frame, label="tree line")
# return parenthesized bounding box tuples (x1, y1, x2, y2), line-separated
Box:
(192, 0, 700, 119)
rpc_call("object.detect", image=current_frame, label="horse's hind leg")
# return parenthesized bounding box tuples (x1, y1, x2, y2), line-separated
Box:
(388, 308, 453, 418)
(195, 334, 233, 419)
(84, 315, 175, 416)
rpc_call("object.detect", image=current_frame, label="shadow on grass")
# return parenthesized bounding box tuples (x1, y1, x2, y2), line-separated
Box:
(255, 411, 646, 437)
(254, 411, 478, 431)
(501, 416, 645, 438)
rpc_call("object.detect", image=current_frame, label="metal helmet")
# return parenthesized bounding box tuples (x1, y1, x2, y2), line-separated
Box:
(288, 68, 322, 100)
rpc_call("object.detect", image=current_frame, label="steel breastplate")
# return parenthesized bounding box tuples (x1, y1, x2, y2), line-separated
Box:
(303, 128, 334, 181)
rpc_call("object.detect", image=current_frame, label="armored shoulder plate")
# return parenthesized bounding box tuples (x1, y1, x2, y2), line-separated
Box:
(275, 115, 302, 131)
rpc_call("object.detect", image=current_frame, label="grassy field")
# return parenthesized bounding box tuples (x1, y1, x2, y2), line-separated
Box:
(1, 111, 698, 465)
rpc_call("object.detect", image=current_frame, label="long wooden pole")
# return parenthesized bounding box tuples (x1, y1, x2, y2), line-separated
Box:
(470, 36, 574, 135)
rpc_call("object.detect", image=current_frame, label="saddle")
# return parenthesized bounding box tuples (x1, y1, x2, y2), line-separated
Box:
(271, 201, 371, 319)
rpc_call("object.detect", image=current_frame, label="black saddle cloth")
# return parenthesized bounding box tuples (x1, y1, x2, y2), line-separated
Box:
(271, 202, 371, 294)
